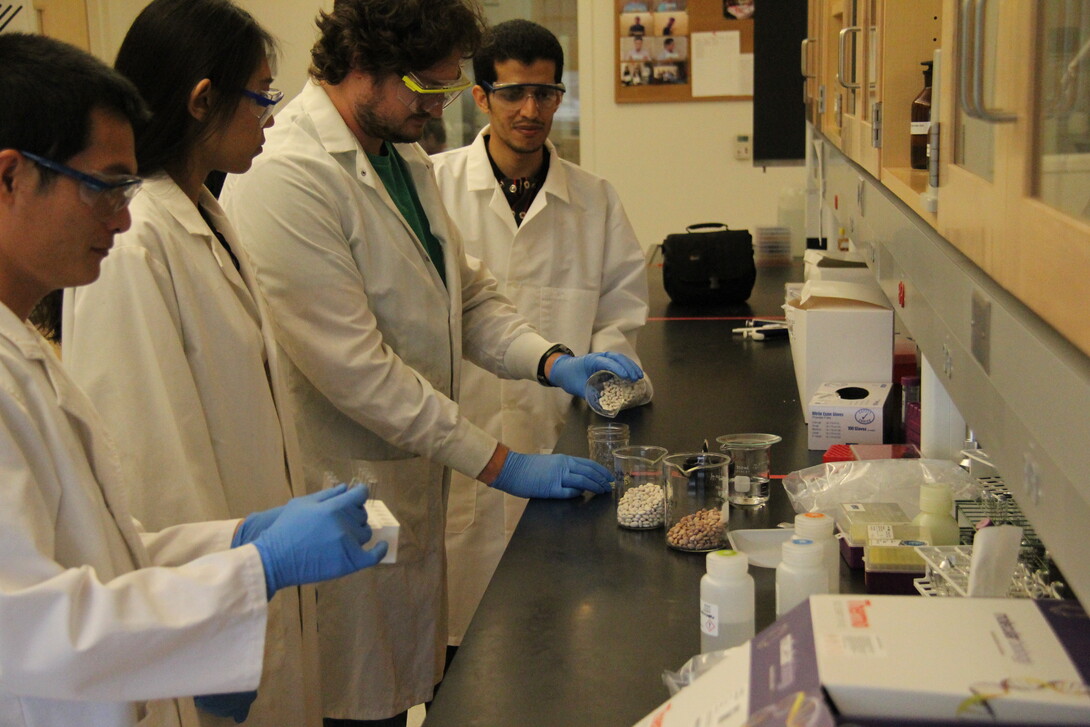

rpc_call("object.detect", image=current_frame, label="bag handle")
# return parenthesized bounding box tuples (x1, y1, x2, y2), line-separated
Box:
(685, 222, 729, 233)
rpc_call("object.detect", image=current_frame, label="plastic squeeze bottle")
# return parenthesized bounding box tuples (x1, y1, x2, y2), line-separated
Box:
(794, 512, 840, 594)
(700, 550, 755, 653)
(912, 483, 960, 545)
(776, 538, 827, 617)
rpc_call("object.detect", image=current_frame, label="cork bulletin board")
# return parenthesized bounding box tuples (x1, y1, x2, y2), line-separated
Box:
(616, 0, 754, 104)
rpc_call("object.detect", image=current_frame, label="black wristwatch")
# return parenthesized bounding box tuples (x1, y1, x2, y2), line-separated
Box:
(537, 343, 574, 386)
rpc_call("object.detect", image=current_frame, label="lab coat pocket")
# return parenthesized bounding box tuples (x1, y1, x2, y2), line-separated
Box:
(538, 286, 598, 353)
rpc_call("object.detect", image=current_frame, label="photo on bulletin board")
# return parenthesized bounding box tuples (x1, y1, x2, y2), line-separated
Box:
(652, 35, 688, 61)
(723, 0, 755, 20)
(620, 12, 649, 37)
(654, 12, 689, 37)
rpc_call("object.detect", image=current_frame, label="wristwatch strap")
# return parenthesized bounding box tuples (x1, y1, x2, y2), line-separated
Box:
(537, 343, 574, 386)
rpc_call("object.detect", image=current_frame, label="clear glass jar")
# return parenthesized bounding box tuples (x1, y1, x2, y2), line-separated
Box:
(716, 433, 782, 507)
(613, 445, 668, 529)
(663, 452, 730, 552)
(587, 423, 630, 495)
(585, 370, 652, 418)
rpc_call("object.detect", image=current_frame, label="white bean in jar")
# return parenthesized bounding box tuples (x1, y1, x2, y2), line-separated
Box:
(617, 480, 664, 529)
(597, 378, 645, 414)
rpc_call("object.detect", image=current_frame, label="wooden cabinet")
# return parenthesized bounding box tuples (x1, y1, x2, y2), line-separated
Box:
(810, 0, 1090, 358)
(937, 0, 1090, 356)
(805, 1, 941, 198)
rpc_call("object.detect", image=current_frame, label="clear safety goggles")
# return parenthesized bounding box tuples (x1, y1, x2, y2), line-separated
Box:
(479, 81, 566, 111)
(241, 87, 284, 125)
(398, 70, 472, 111)
(20, 150, 142, 219)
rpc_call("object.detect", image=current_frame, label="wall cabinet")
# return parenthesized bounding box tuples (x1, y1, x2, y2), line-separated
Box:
(806, 0, 1090, 604)
(810, 0, 1090, 356)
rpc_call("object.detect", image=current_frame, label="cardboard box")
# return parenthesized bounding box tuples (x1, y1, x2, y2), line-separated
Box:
(784, 281, 893, 423)
(634, 596, 1090, 727)
(808, 382, 894, 450)
(803, 249, 878, 286)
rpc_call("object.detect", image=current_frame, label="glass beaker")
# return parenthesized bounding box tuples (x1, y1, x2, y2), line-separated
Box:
(716, 433, 782, 507)
(587, 423, 630, 494)
(613, 445, 668, 529)
(663, 452, 730, 552)
(585, 370, 652, 418)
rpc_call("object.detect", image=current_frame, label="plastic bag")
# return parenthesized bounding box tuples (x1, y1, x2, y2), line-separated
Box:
(782, 459, 981, 520)
(661, 650, 731, 697)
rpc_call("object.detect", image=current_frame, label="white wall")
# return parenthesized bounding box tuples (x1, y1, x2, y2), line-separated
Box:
(577, 0, 806, 252)
(88, 0, 329, 101)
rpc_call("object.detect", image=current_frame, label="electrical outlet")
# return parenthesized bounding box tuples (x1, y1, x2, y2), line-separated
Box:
(734, 134, 751, 161)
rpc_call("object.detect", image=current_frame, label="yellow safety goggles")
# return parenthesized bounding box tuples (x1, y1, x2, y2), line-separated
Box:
(398, 70, 472, 110)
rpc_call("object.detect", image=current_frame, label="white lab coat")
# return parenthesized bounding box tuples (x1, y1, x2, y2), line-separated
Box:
(220, 81, 553, 720)
(432, 128, 650, 643)
(62, 177, 321, 727)
(0, 304, 268, 727)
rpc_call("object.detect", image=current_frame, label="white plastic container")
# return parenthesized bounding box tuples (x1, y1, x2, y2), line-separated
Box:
(794, 512, 840, 593)
(699, 550, 754, 653)
(776, 538, 828, 616)
(911, 482, 960, 545)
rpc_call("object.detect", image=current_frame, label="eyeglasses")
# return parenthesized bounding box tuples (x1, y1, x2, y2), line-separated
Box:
(241, 87, 284, 125)
(398, 70, 472, 111)
(479, 81, 566, 111)
(20, 150, 142, 218)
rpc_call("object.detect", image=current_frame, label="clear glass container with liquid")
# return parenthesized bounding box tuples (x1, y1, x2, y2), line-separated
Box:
(716, 433, 782, 507)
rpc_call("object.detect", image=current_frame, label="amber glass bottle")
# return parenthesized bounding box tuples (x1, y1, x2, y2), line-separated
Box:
(910, 61, 934, 170)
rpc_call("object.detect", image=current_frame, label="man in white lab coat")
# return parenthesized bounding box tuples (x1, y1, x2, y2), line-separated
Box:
(220, 2, 642, 725)
(432, 19, 650, 649)
(0, 32, 387, 727)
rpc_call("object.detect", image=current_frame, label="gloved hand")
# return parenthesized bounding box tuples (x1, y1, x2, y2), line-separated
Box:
(194, 691, 258, 724)
(232, 486, 354, 547)
(252, 484, 388, 598)
(547, 352, 644, 398)
(491, 452, 613, 499)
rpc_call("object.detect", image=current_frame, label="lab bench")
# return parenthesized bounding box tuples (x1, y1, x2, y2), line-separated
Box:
(424, 262, 848, 727)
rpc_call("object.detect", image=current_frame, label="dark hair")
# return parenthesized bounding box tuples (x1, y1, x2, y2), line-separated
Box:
(310, 0, 487, 85)
(473, 19, 564, 86)
(0, 33, 147, 174)
(115, 0, 276, 176)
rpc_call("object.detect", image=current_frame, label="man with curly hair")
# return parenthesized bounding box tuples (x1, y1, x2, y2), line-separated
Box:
(221, 1, 643, 725)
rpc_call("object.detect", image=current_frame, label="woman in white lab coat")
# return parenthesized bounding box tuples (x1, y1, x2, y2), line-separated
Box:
(63, 1, 320, 724)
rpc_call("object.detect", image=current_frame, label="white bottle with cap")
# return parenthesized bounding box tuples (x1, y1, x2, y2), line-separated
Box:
(700, 549, 755, 653)
(776, 538, 828, 617)
(912, 482, 960, 545)
(794, 512, 839, 594)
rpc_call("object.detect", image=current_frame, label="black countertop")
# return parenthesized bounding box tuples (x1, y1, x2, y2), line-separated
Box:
(425, 262, 855, 727)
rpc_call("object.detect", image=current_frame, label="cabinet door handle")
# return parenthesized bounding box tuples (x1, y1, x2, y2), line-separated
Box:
(970, 0, 1018, 122)
(957, 0, 980, 118)
(802, 38, 815, 78)
(837, 26, 862, 89)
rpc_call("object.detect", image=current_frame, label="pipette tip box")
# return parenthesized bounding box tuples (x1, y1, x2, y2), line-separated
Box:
(365, 499, 399, 564)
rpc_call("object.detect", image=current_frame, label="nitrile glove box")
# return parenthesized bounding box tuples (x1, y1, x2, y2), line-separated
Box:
(784, 280, 893, 424)
(808, 382, 893, 450)
(633, 595, 1090, 727)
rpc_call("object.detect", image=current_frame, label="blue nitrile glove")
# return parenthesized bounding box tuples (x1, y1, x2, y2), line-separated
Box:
(231, 486, 355, 547)
(251, 484, 388, 598)
(491, 452, 613, 499)
(547, 352, 644, 398)
(194, 691, 257, 724)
